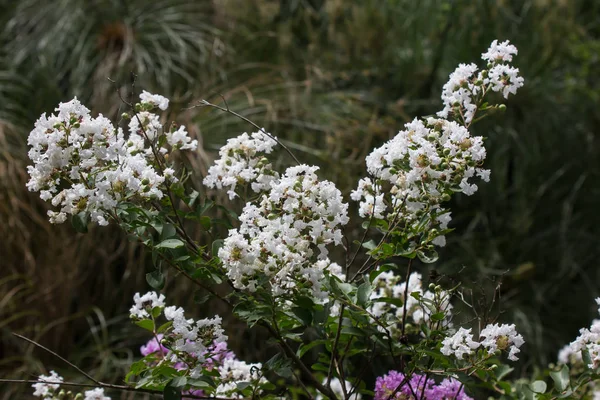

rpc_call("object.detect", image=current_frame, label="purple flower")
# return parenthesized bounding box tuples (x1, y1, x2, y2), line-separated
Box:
(375, 371, 473, 400)
(140, 334, 168, 357)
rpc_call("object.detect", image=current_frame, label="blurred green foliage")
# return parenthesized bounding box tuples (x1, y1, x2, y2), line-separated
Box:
(1, 0, 599, 397)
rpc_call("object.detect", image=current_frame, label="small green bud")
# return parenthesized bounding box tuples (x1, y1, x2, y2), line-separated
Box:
(498, 104, 507, 111)
(441, 193, 451, 202)
(428, 283, 436, 290)
(74, 394, 84, 400)
(121, 112, 130, 119)
(141, 178, 150, 185)
(143, 186, 151, 192)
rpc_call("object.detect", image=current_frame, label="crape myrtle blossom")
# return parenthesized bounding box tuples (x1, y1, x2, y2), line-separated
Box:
(480, 323, 525, 361)
(139, 90, 169, 111)
(135, 294, 266, 399)
(203, 130, 279, 200)
(438, 39, 523, 124)
(32, 371, 110, 399)
(441, 327, 481, 360)
(32, 371, 63, 398)
(442, 323, 524, 362)
(26, 92, 197, 226)
(566, 298, 600, 369)
(352, 117, 488, 248)
(129, 291, 166, 319)
(368, 271, 453, 335)
(83, 388, 111, 400)
(218, 165, 349, 299)
(374, 370, 473, 400)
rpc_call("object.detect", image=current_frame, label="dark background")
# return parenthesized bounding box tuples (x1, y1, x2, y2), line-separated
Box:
(1, 0, 599, 398)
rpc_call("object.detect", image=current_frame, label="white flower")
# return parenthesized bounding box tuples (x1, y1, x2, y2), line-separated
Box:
(166, 125, 198, 151)
(26, 96, 187, 226)
(481, 40, 518, 63)
(354, 117, 488, 248)
(441, 327, 481, 360)
(139, 90, 169, 110)
(215, 358, 266, 398)
(485, 64, 524, 99)
(129, 291, 166, 319)
(368, 271, 452, 335)
(479, 323, 524, 361)
(203, 130, 278, 199)
(220, 165, 348, 299)
(32, 371, 63, 397)
(83, 388, 111, 400)
(438, 63, 479, 123)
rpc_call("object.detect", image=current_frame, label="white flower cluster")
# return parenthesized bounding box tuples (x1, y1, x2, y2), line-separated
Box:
(218, 165, 349, 299)
(32, 371, 63, 398)
(129, 291, 227, 379)
(440, 327, 480, 360)
(32, 371, 110, 399)
(441, 323, 524, 361)
(203, 130, 279, 199)
(368, 271, 452, 333)
(26, 93, 197, 226)
(133, 293, 268, 397)
(215, 358, 267, 398)
(352, 117, 488, 247)
(438, 39, 524, 124)
(129, 291, 166, 319)
(565, 298, 600, 369)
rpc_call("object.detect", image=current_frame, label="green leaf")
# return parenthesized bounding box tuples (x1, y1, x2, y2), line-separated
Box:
(362, 240, 377, 250)
(292, 306, 313, 326)
(297, 340, 326, 358)
(417, 249, 439, 264)
(199, 216, 212, 231)
(356, 282, 372, 307)
(170, 376, 187, 388)
(146, 270, 165, 290)
(495, 364, 514, 381)
(160, 223, 177, 240)
(430, 312, 445, 321)
(531, 380, 547, 394)
(157, 321, 173, 334)
(71, 212, 89, 233)
(341, 327, 366, 337)
(155, 239, 185, 249)
(134, 319, 154, 332)
(550, 364, 570, 392)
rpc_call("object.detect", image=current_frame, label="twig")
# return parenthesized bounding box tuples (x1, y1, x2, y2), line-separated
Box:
(261, 321, 337, 400)
(188, 98, 301, 165)
(0, 379, 238, 399)
(13, 333, 100, 385)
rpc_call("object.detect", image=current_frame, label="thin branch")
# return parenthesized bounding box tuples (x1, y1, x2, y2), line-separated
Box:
(188, 99, 301, 165)
(326, 304, 346, 388)
(260, 321, 337, 400)
(13, 333, 100, 385)
(0, 379, 238, 399)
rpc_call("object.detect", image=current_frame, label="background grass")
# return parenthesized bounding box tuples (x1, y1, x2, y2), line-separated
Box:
(1, 0, 599, 397)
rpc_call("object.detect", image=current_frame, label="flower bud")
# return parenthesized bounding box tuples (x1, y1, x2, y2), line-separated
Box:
(121, 112, 130, 119)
